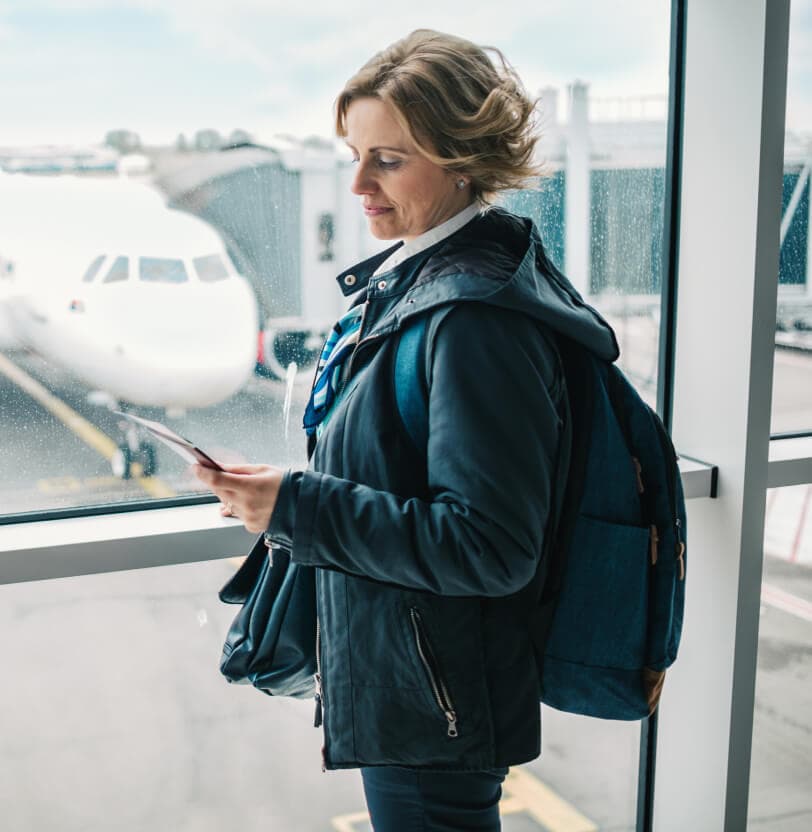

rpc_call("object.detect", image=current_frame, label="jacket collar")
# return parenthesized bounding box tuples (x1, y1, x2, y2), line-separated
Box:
(332, 209, 531, 333)
(335, 242, 402, 297)
(334, 207, 620, 362)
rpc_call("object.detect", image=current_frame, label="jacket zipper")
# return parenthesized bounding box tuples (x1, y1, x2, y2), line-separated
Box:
(314, 616, 323, 727)
(310, 299, 404, 769)
(314, 614, 327, 772)
(326, 301, 377, 410)
(310, 302, 373, 773)
(341, 301, 377, 383)
(409, 608, 458, 738)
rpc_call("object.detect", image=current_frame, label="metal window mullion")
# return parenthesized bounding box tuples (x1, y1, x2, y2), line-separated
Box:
(638, 1, 688, 829)
(652, 2, 791, 831)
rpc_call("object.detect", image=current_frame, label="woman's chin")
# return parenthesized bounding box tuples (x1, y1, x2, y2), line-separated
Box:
(366, 216, 401, 241)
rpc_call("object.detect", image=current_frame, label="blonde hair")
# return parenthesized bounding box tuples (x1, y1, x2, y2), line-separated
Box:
(335, 29, 542, 202)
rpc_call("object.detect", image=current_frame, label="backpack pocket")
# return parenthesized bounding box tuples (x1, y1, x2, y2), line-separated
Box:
(545, 514, 651, 671)
(541, 514, 658, 719)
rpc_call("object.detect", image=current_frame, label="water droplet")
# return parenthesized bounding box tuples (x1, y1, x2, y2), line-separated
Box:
(283, 361, 298, 440)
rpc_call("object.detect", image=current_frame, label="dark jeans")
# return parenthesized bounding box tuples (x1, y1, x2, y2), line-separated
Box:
(360, 765, 509, 832)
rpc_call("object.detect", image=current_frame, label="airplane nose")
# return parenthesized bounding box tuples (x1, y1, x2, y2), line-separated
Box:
(105, 277, 259, 408)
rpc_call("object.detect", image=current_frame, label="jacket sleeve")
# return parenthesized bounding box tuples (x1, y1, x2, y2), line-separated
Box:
(266, 303, 565, 597)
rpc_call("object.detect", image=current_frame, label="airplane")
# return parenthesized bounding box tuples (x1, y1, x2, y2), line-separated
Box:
(0, 171, 259, 479)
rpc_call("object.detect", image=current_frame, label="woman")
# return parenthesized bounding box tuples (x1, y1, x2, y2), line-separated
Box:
(195, 29, 616, 831)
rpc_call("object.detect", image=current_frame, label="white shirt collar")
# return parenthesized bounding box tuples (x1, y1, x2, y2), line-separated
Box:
(373, 202, 481, 276)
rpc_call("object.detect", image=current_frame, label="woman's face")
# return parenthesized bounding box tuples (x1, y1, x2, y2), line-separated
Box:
(344, 97, 472, 242)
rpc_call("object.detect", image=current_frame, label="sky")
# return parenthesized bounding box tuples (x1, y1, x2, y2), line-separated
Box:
(0, 0, 809, 147)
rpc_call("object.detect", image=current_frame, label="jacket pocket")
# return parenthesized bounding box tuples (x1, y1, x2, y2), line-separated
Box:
(409, 607, 459, 738)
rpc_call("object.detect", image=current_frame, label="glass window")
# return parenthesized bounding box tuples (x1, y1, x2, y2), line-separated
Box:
(772, 0, 812, 434)
(102, 255, 128, 283)
(193, 253, 229, 282)
(748, 484, 812, 828)
(0, 3, 672, 827)
(139, 257, 188, 283)
(82, 254, 106, 282)
(0, 3, 673, 519)
(501, 93, 669, 410)
(0, 562, 367, 830)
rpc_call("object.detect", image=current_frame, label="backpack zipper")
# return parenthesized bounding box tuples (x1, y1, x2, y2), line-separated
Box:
(409, 608, 458, 738)
(632, 457, 645, 494)
(650, 416, 686, 581)
(649, 524, 659, 565)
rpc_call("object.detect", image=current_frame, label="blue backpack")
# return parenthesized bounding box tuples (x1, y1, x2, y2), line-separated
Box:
(394, 314, 687, 721)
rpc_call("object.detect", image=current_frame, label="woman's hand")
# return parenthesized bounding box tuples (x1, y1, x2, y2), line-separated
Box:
(192, 463, 285, 534)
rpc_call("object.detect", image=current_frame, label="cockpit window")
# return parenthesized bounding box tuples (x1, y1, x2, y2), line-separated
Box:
(139, 257, 188, 283)
(102, 256, 129, 283)
(82, 254, 106, 283)
(192, 253, 229, 282)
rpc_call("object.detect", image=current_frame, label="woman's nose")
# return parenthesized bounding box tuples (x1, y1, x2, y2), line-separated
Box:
(350, 162, 376, 195)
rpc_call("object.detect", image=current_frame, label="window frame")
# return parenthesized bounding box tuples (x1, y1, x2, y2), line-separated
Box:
(651, 3, 807, 832)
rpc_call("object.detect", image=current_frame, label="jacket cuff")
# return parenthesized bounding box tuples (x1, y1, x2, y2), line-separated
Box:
(264, 468, 303, 549)
(288, 469, 324, 566)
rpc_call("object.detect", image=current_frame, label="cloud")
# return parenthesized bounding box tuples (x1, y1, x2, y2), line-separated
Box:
(4, 0, 807, 144)
(0, 0, 672, 90)
(105, 0, 672, 87)
(0, 0, 672, 144)
(141, 0, 675, 141)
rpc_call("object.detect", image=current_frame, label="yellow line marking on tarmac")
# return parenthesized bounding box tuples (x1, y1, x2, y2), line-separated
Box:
(330, 810, 370, 832)
(0, 352, 176, 499)
(0, 352, 118, 457)
(497, 794, 525, 814)
(130, 463, 177, 499)
(37, 476, 84, 494)
(329, 766, 598, 831)
(505, 767, 599, 831)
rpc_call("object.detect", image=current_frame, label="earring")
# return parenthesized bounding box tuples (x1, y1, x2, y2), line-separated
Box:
(456, 179, 466, 190)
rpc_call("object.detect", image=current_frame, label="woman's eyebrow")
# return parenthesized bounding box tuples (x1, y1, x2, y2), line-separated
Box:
(344, 142, 409, 154)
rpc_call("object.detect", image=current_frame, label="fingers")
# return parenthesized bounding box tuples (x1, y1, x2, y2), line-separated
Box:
(190, 463, 280, 534)
(192, 463, 269, 489)
(219, 463, 271, 475)
(191, 467, 238, 517)
(192, 464, 232, 491)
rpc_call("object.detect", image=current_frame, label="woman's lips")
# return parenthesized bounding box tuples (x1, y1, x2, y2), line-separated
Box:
(363, 205, 393, 216)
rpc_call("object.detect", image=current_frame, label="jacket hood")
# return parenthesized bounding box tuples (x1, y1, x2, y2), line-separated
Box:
(417, 207, 620, 362)
(336, 207, 619, 362)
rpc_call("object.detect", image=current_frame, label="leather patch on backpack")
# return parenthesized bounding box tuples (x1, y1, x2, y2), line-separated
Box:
(643, 667, 666, 714)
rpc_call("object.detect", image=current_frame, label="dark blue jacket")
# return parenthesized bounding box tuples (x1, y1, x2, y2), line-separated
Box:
(267, 207, 618, 770)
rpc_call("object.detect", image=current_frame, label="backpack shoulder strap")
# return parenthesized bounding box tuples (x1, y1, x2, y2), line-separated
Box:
(526, 335, 594, 662)
(394, 315, 429, 452)
(543, 337, 595, 595)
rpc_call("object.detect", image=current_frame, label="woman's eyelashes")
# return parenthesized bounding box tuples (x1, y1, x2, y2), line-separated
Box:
(350, 154, 402, 171)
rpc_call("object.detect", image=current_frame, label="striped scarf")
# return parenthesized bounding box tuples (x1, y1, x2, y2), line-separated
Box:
(302, 305, 363, 437)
